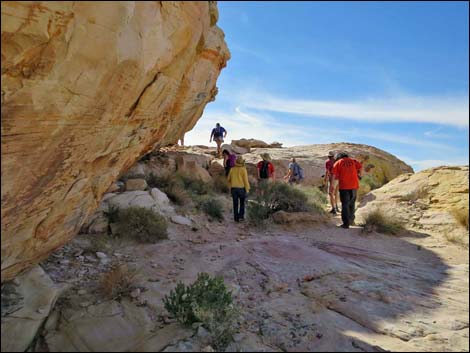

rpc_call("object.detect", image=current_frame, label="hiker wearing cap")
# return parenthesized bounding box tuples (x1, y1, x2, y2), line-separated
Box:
(332, 152, 362, 229)
(284, 158, 304, 184)
(325, 151, 340, 214)
(209, 123, 227, 156)
(227, 156, 250, 222)
(257, 153, 275, 182)
(222, 148, 237, 176)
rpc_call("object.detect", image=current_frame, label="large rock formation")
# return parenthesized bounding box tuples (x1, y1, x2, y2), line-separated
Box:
(1, 1, 230, 280)
(357, 166, 469, 246)
(236, 142, 414, 187)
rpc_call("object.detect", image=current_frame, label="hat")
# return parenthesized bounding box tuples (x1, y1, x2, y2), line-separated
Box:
(235, 156, 245, 166)
(328, 151, 335, 157)
(260, 153, 271, 161)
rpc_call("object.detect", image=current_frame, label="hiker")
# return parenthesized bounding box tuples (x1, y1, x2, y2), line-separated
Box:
(179, 133, 185, 147)
(283, 158, 303, 184)
(332, 152, 362, 229)
(209, 123, 227, 156)
(227, 156, 250, 222)
(222, 148, 237, 176)
(325, 151, 340, 214)
(257, 153, 275, 182)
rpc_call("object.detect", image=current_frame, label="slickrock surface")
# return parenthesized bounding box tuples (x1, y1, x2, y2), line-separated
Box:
(1, 1, 229, 280)
(357, 165, 469, 247)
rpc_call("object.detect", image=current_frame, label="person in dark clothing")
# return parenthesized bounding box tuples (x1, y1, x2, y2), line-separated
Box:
(222, 149, 237, 176)
(332, 152, 362, 229)
(209, 123, 227, 156)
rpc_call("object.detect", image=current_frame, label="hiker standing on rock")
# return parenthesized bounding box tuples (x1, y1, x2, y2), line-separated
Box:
(222, 148, 237, 176)
(227, 156, 250, 223)
(325, 151, 340, 214)
(257, 153, 275, 182)
(209, 123, 227, 156)
(333, 152, 362, 229)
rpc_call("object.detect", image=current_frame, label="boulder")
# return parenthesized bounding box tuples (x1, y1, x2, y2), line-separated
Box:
(357, 166, 469, 245)
(1, 266, 60, 352)
(176, 156, 212, 183)
(171, 215, 193, 226)
(106, 181, 124, 194)
(126, 178, 148, 191)
(1, 1, 230, 280)
(208, 160, 225, 177)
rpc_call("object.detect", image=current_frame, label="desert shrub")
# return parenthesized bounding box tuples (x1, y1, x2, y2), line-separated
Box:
(248, 182, 325, 223)
(114, 207, 168, 243)
(451, 207, 469, 230)
(361, 209, 405, 235)
(146, 172, 175, 189)
(164, 184, 190, 206)
(213, 175, 230, 194)
(179, 174, 212, 195)
(101, 265, 137, 300)
(199, 197, 224, 221)
(247, 201, 271, 224)
(104, 204, 120, 223)
(163, 273, 238, 350)
(299, 186, 328, 206)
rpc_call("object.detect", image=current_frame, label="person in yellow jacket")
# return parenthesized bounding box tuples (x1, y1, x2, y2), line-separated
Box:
(227, 156, 250, 222)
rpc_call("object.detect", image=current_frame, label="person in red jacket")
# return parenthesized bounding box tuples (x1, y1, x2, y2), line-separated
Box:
(333, 152, 362, 229)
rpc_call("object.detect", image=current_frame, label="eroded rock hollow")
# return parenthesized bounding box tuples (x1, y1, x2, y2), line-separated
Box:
(1, 1, 230, 281)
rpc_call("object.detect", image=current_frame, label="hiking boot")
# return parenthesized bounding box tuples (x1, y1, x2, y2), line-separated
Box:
(329, 208, 337, 215)
(337, 224, 349, 229)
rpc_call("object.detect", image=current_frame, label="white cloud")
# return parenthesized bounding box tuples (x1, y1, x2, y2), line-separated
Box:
(240, 93, 469, 127)
(398, 156, 469, 171)
(185, 106, 460, 152)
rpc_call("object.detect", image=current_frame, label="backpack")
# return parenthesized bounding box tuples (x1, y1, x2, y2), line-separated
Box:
(227, 153, 236, 167)
(214, 126, 224, 137)
(293, 163, 304, 180)
(260, 161, 270, 179)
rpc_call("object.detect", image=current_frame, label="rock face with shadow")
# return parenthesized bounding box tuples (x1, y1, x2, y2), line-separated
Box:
(1, 1, 230, 281)
(357, 165, 469, 247)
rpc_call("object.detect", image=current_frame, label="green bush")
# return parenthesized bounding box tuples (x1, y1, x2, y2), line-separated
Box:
(361, 209, 404, 235)
(248, 182, 325, 223)
(298, 186, 328, 206)
(114, 207, 168, 243)
(163, 273, 238, 350)
(199, 197, 224, 221)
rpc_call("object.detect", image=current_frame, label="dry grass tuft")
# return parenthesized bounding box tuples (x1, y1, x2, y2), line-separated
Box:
(101, 265, 137, 300)
(450, 207, 469, 230)
(361, 209, 405, 235)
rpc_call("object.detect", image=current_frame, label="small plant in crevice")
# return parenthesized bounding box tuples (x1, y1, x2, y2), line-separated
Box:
(163, 273, 238, 350)
(361, 209, 405, 235)
(114, 207, 168, 243)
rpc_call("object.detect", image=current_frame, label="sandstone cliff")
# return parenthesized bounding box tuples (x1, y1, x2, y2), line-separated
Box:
(1, 1, 230, 280)
(357, 166, 469, 247)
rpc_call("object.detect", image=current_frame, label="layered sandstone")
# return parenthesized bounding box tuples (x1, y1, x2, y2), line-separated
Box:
(1, 1, 230, 280)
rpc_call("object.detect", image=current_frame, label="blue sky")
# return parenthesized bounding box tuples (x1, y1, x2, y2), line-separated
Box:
(186, 1, 469, 171)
